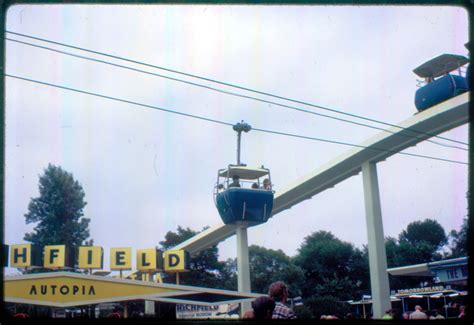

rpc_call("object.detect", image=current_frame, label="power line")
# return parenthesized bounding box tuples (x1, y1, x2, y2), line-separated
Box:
(5, 30, 469, 148)
(6, 74, 232, 127)
(2, 38, 421, 142)
(7, 37, 468, 153)
(5, 38, 468, 151)
(5, 73, 468, 166)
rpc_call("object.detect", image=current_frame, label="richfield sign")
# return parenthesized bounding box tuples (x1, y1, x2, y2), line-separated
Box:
(5, 244, 190, 273)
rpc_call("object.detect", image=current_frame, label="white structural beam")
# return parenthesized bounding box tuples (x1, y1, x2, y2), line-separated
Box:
(174, 223, 238, 255)
(236, 226, 252, 315)
(362, 162, 391, 318)
(272, 92, 469, 215)
(173, 92, 469, 255)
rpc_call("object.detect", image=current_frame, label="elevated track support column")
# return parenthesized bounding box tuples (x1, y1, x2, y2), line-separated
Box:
(236, 225, 251, 317)
(362, 161, 391, 318)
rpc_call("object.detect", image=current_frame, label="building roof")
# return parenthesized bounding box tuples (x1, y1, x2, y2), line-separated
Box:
(4, 271, 263, 308)
(386, 257, 467, 277)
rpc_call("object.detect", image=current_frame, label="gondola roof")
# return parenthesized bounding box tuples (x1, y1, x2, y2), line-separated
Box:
(413, 53, 469, 78)
(219, 166, 269, 180)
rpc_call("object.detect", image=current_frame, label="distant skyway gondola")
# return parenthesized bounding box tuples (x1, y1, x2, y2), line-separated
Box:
(413, 53, 469, 112)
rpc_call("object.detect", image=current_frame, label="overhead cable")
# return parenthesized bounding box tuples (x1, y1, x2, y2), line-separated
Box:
(5, 30, 469, 148)
(5, 73, 469, 166)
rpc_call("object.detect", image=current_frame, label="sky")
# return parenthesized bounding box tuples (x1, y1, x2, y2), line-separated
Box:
(4, 5, 469, 276)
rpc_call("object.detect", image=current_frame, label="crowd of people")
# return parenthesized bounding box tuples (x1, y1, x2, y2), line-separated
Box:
(371, 304, 467, 321)
(242, 281, 469, 321)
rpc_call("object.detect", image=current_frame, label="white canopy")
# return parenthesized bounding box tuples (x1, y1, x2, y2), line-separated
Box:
(219, 166, 269, 180)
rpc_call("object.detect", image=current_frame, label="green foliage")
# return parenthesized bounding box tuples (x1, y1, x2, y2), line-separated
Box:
(277, 261, 306, 298)
(23, 164, 91, 248)
(304, 295, 350, 319)
(219, 258, 237, 291)
(159, 226, 231, 289)
(385, 219, 451, 290)
(385, 219, 448, 269)
(315, 273, 362, 301)
(294, 231, 369, 300)
(293, 305, 313, 319)
(399, 218, 447, 249)
(448, 216, 468, 257)
(248, 245, 304, 296)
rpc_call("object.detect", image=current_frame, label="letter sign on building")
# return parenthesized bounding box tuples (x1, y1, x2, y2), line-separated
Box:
(164, 250, 190, 273)
(44, 245, 74, 269)
(137, 248, 163, 272)
(10, 244, 41, 268)
(110, 248, 132, 270)
(78, 246, 104, 269)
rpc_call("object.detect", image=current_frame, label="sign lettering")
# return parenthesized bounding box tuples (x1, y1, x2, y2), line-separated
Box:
(164, 250, 190, 273)
(137, 249, 163, 271)
(110, 248, 132, 270)
(78, 246, 103, 269)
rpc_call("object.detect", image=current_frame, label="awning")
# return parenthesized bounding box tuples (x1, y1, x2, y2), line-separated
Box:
(387, 257, 468, 284)
(4, 271, 263, 308)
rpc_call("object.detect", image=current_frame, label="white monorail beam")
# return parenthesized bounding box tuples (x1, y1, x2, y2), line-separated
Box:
(174, 92, 469, 255)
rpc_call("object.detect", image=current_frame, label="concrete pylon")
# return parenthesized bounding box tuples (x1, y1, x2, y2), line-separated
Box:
(236, 225, 251, 317)
(362, 162, 391, 318)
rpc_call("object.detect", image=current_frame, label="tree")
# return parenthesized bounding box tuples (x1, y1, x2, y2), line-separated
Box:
(385, 219, 449, 290)
(220, 258, 237, 291)
(396, 219, 447, 265)
(448, 216, 468, 257)
(24, 164, 91, 248)
(159, 226, 228, 289)
(304, 295, 350, 319)
(399, 219, 447, 249)
(247, 245, 305, 296)
(294, 231, 369, 300)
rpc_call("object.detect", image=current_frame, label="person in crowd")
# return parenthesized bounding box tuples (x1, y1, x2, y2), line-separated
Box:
(409, 305, 427, 320)
(262, 178, 272, 190)
(449, 302, 460, 318)
(402, 312, 409, 320)
(345, 313, 355, 320)
(429, 309, 445, 320)
(382, 309, 393, 320)
(229, 175, 241, 188)
(458, 305, 466, 319)
(242, 296, 276, 320)
(435, 308, 446, 319)
(268, 281, 297, 319)
(251, 183, 259, 189)
(391, 308, 402, 320)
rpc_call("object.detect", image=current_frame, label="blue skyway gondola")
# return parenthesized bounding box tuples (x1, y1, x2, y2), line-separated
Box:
(213, 121, 274, 226)
(214, 165, 274, 226)
(413, 53, 469, 112)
